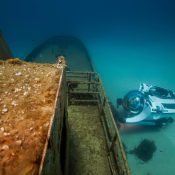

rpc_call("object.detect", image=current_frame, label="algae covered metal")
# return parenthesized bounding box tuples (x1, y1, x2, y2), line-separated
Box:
(66, 71, 130, 175)
(0, 58, 68, 175)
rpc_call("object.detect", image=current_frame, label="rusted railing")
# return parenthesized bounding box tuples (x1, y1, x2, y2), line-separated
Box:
(66, 71, 130, 175)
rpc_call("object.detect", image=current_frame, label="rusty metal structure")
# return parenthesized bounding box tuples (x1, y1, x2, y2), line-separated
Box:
(0, 34, 131, 174)
(66, 71, 130, 175)
(39, 65, 68, 175)
(0, 60, 130, 175)
(0, 58, 68, 175)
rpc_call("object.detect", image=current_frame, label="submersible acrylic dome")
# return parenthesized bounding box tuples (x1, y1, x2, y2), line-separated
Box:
(122, 90, 145, 115)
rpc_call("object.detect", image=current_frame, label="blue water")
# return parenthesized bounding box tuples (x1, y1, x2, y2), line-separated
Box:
(1, 0, 175, 174)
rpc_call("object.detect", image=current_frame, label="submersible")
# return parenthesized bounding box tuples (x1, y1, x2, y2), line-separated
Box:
(117, 83, 175, 126)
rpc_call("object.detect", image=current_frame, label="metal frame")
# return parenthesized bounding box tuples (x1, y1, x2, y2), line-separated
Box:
(66, 71, 130, 175)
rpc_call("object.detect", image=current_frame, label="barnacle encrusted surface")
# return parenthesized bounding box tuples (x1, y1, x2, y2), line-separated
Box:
(0, 59, 61, 175)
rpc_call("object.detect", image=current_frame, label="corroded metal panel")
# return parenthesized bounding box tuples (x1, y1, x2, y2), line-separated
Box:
(0, 58, 68, 175)
(39, 61, 68, 175)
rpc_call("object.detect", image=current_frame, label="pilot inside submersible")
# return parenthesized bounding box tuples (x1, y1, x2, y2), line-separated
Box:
(117, 83, 175, 126)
